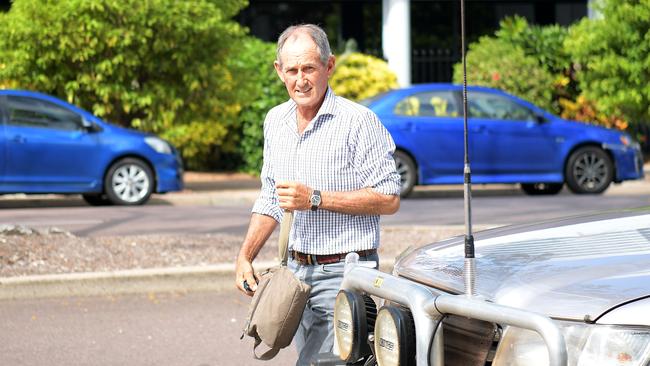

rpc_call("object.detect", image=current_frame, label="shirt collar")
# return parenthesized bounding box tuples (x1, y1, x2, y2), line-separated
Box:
(315, 87, 337, 120)
(284, 87, 338, 136)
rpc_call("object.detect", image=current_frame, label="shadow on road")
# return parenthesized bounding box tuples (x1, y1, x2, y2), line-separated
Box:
(406, 185, 531, 199)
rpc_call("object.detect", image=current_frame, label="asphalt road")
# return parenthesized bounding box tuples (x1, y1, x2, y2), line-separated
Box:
(0, 290, 296, 366)
(0, 185, 648, 237)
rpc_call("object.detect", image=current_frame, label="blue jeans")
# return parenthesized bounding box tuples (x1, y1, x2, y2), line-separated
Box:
(288, 252, 379, 366)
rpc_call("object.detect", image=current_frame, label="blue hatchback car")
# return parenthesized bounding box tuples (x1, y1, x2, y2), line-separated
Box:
(0, 90, 183, 205)
(363, 84, 645, 197)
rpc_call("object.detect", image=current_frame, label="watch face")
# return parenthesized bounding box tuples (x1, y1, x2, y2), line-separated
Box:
(310, 190, 321, 208)
(310, 194, 321, 206)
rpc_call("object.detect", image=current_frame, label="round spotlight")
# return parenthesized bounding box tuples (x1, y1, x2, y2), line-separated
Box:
(374, 306, 416, 366)
(334, 290, 377, 362)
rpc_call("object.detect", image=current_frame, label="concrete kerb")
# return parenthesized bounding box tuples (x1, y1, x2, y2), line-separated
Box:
(0, 262, 261, 300)
(0, 259, 397, 300)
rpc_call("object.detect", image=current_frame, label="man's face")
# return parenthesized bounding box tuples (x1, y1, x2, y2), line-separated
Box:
(274, 33, 334, 112)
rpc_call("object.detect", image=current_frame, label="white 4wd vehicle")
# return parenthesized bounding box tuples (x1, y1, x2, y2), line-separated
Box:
(321, 209, 650, 366)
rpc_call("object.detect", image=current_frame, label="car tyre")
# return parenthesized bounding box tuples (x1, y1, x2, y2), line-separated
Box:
(520, 183, 564, 195)
(82, 193, 112, 206)
(394, 150, 417, 197)
(565, 146, 613, 194)
(104, 158, 154, 205)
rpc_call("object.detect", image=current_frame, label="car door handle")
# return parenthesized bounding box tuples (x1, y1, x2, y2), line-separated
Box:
(470, 125, 486, 133)
(11, 135, 26, 143)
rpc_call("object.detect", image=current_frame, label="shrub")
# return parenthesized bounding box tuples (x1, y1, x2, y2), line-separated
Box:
(496, 16, 570, 75)
(559, 95, 628, 131)
(0, 0, 249, 170)
(330, 52, 398, 102)
(235, 38, 288, 174)
(565, 0, 650, 127)
(453, 36, 556, 112)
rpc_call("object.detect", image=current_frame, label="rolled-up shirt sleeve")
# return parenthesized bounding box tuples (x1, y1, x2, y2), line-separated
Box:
(251, 115, 283, 223)
(351, 111, 402, 196)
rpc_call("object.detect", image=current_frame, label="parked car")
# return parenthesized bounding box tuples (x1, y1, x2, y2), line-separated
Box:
(327, 208, 650, 365)
(362, 84, 645, 197)
(0, 90, 183, 205)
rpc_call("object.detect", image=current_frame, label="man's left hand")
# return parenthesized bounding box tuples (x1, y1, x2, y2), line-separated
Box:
(276, 181, 312, 211)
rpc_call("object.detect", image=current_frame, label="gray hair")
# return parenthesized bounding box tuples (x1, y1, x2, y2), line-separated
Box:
(276, 24, 332, 66)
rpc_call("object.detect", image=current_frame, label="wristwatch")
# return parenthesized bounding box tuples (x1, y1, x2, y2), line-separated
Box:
(310, 190, 321, 211)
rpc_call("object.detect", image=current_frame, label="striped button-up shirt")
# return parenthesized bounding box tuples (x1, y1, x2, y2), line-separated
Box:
(252, 88, 401, 255)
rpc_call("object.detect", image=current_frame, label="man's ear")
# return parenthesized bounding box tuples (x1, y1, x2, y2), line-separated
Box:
(274, 61, 285, 83)
(326, 55, 336, 77)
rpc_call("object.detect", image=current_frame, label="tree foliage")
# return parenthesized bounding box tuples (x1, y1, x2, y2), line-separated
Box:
(0, 0, 249, 170)
(453, 36, 556, 112)
(565, 0, 650, 126)
(496, 16, 570, 75)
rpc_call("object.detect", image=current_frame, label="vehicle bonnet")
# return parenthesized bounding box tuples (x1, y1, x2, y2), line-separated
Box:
(393, 210, 650, 322)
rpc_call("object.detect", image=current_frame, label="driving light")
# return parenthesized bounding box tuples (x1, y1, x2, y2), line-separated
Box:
(493, 322, 650, 366)
(334, 290, 376, 363)
(145, 137, 172, 154)
(374, 306, 415, 366)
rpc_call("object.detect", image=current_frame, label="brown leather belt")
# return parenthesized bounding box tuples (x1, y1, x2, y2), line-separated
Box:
(291, 249, 377, 265)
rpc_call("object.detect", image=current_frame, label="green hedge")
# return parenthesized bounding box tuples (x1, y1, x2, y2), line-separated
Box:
(453, 35, 556, 113)
(565, 0, 650, 127)
(236, 38, 288, 174)
(0, 0, 249, 170)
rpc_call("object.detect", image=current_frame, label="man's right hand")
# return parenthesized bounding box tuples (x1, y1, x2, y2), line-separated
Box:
(235, 213, 278, 296)
(235, 257, 258, 296)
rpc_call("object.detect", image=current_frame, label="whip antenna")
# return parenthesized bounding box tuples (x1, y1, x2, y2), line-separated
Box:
(460, 0, 476, 297)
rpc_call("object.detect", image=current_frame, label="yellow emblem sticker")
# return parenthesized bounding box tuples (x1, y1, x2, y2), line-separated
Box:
(374, 276, 384, 288)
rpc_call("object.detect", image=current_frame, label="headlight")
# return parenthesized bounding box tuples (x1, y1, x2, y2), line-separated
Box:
(374, 306, 415, 366)
(145, 136, 172, 154)
(620, 134, 642, 150)
(620, 135, 631, 146)
(334, 290, 376, 363)
(493, 322, 650, 366)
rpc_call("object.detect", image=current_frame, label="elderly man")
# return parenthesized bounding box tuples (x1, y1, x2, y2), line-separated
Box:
(235, 24, 400, 365)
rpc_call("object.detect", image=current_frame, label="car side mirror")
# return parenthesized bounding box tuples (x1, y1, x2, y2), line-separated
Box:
(535, 114, 548, 124)
(82, 119, 103, 133)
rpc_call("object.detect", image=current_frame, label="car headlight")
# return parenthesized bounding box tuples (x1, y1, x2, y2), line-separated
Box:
(493, 322, 650, 366)
(334, 290, 376, 363)
(145, 136, 172, 154)
(620, 135, 631, 146)
(374, 306, 416, 366)
(619, 134, 642, 150)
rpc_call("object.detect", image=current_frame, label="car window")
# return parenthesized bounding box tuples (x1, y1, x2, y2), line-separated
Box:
(6, 96, 83, 131)
(360, 90, 392, 107)
(468, 92, 536, 121)
(394, 91, 459, 117)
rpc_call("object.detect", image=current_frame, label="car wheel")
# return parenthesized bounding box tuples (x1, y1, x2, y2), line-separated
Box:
(82, 193, 112, 206)
(104, 158, 154, 205)
(565, 146, 613, 194)
(394, 150, 417, 197)
(520, 183, 564, 195)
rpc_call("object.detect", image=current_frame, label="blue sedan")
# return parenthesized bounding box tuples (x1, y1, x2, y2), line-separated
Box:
(0, 90, 183, 205)
(363, 84, 645, 196)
